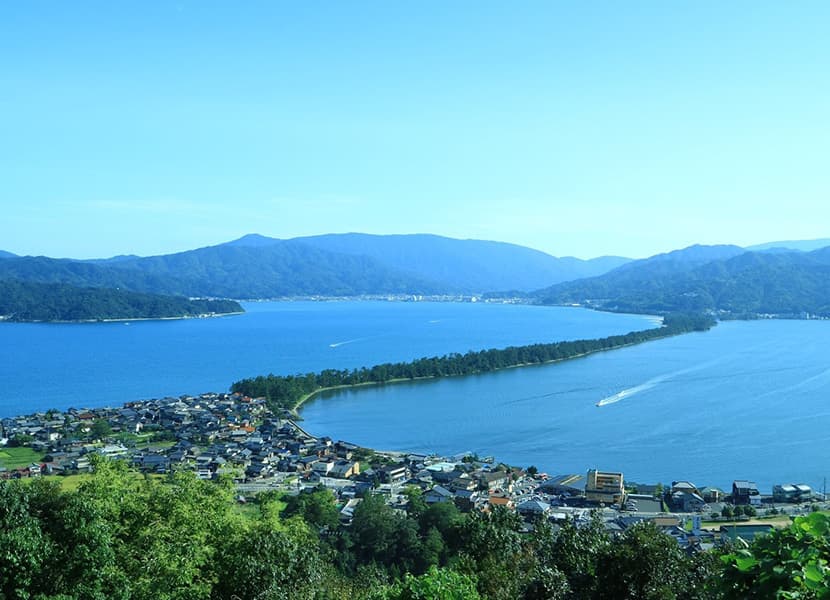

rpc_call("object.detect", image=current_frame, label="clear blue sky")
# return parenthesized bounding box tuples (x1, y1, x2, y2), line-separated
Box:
(2, 1, 828, 259)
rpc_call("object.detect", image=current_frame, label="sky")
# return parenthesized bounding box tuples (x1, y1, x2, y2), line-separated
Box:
(1, 1, 828, 260)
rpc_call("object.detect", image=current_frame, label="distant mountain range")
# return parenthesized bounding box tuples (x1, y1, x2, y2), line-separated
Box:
(234, 233, 630, 293)
(2, 233, 830, 321)
(535, 245, 830, 316)
(0, 233, 631, 299)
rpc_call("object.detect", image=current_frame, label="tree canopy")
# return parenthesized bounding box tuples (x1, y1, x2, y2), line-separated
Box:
(3, 460, 828, 599)
(0, 279, 242, 322)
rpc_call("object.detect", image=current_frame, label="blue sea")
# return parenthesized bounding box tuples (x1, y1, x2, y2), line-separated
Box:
(301, 318, 830, 490)
(0, 301, 652, 416)
(3, 301, 827, 490)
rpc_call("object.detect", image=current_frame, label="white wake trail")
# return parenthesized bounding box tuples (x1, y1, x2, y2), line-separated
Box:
(595, 357, 728, 407)
(329, 338, 364, 348)
(596, 379, 663, 406)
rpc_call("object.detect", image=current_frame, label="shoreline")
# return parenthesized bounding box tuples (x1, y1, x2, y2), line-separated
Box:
(0, 310, 246, 325)
(4, 316, 827, 491)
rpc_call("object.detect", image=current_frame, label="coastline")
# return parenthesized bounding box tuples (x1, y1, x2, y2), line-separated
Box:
(6, 317, 830, 490)
(0, 310, 246, 325)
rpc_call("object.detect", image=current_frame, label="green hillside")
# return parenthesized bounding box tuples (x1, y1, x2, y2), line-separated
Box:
(0, 280, 243, 322)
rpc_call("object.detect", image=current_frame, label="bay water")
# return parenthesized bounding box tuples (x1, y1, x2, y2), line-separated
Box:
(301, 319, 830, 490)
(3, 301, 826, 490)
(0, 301, 651, 416)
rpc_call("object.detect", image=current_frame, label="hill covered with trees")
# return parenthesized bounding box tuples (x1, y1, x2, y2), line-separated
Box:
(0, 279, 242, 322)
(0, 242, 444, 299)
(535, 245, 830, 316)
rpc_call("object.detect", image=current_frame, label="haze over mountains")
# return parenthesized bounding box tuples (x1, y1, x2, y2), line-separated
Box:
(1, 233, 830, 320)
(746, 238, 830, 253)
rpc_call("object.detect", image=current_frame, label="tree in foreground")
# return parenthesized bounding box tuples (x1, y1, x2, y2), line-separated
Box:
(720, 511, 830, 599)
(594, 521, 719, 600)
(381, 566, 481, 600)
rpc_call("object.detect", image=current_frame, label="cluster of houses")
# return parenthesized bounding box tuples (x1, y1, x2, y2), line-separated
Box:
(0, 393, 823, 549)
(0, 393, 270, 478)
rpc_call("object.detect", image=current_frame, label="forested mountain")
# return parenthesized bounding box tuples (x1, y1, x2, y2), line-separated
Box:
(534, 245, 745, 308)
(0, 234, 630, 297)
(9, 234, 830, 308)
(0, 279, 242, 322)
(0, 242, 445, 298)
(609, 244, 745, 275)
(0, 250, 16, 259)
(536, 245, 830, 315)
(108, 240, 447, 297)
(287, 233, 630, 292)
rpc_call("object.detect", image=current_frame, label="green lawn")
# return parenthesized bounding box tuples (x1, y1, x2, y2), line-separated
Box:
(145, 441, 176, 451)
(702, 514, 794, 529)
(0, 447, 45, 470)
(44, 473, 93, 492)
(233, 501, 263, 521)
(38, 472, 165, 492)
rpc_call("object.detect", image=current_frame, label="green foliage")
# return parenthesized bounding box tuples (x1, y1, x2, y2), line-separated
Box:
(419, 501, 463, 542)
(0, 457, 337, 600)
(0, 279, 242, 322)
(523, 566, 571, 600)
(347, 493, 437, 578)
(7, 433, 35, 448)
(454, 507, 535, 600)
(0, 445, 44, 468)
(402, 486, 427, 520)
(6, 455, 828, 600)
(233, 314, 715, 411)
(721, 512, 830, 599)
(0, 481, 50, 600)
(384, 566, 481, 600)
(594, 522, 707, 600)
(89, 419, 113, 440)
(213, 520, 324, 600)
(282, 486, 340, 530)
(27, 477, 128, 600)
(546, 512, 610, 598)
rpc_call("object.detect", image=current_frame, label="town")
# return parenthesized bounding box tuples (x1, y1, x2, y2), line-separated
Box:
(1, 392, 824, 551)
